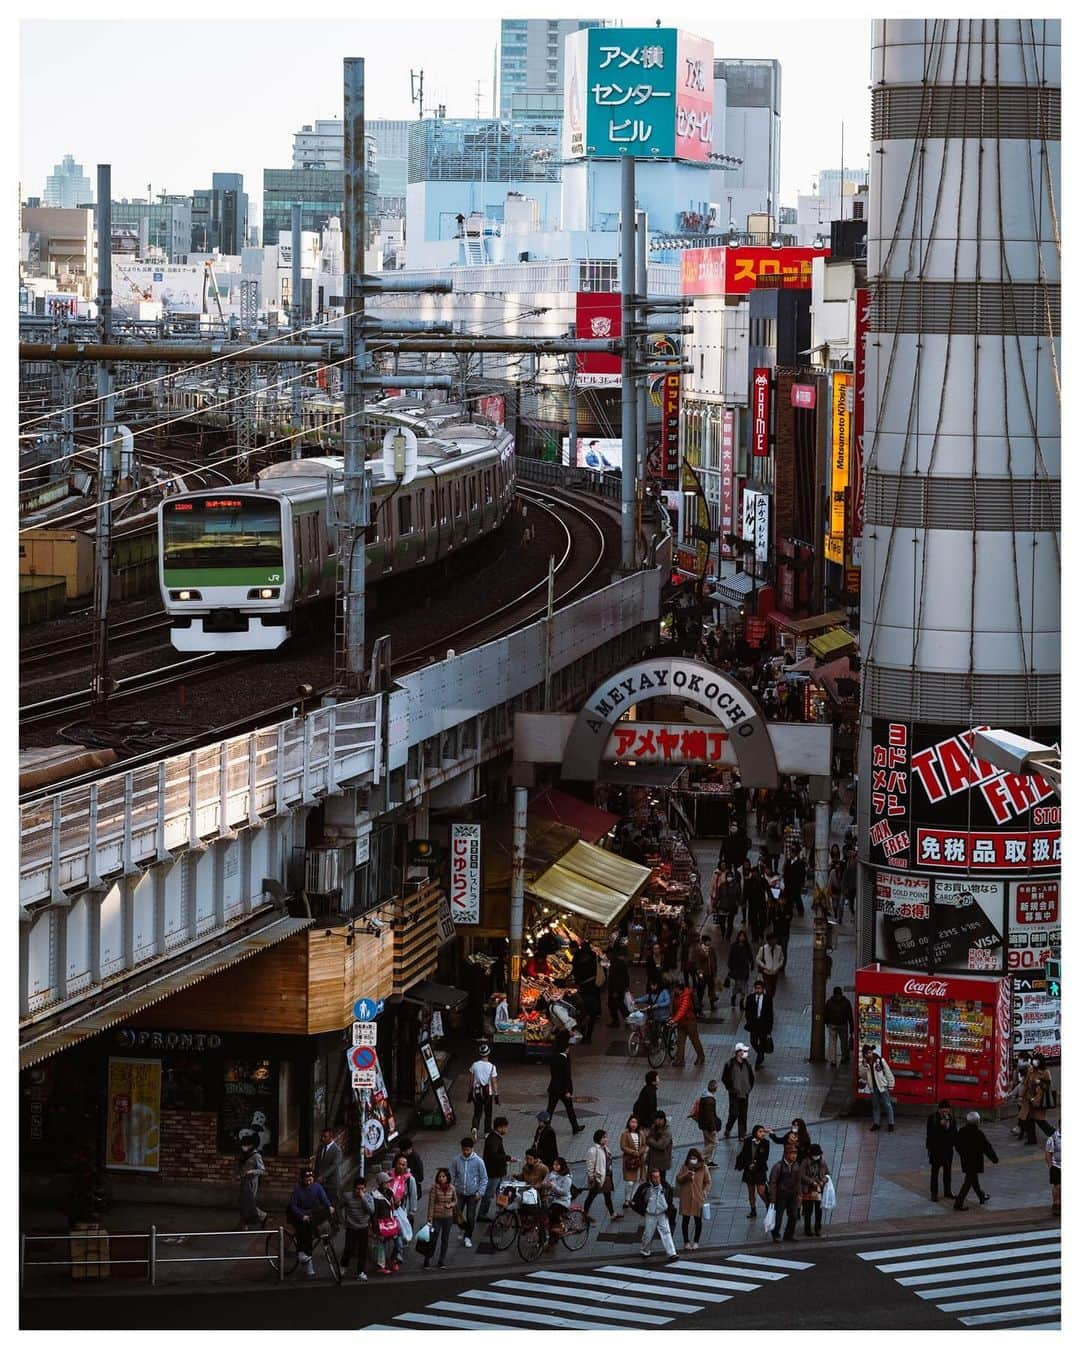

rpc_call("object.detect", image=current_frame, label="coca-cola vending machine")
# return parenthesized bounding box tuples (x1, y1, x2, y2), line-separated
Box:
(854, 965, 1011, 1109)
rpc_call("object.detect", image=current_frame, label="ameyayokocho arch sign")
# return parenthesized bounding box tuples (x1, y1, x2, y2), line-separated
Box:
(561, 656, 780, 787)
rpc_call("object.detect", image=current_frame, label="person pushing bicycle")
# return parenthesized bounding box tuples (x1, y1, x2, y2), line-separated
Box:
(287, 1168, 335, 1279)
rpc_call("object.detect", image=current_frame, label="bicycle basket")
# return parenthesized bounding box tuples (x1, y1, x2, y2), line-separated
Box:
(520, 1186, 540, 1206)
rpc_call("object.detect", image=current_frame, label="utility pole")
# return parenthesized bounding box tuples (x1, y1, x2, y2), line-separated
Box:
(566, 321, 578, 469)
(809, 793, 831, 1062)
(508, 785, 528, 1015)
(291, 202, 303, 458)
(91, 164, 115, 713)
(635, 208, 649, 491)
(619, 155, 637, 572)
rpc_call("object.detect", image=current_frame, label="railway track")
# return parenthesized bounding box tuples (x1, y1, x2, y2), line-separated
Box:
(20, 614, 174, 673)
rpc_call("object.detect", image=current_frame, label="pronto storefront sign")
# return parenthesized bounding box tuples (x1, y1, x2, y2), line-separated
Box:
(681, 246, 830, 297)
(449, 823, 481, 925)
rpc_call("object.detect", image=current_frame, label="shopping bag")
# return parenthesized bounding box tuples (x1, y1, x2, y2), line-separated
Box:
(414, 1223, 434, 1250)
(762, 1205, 776, 1234)
(821, 1177, 836, 1211)
(395, 1208, 413, 1243)
(702, 1202, 712, 1221)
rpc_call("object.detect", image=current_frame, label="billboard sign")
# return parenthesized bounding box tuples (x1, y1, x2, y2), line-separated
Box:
(661, 372, 681, 478)
(851, 288, 870, 547)
(449, 823, 481, 925)
(1007, 880, 1060, 971)
(681, 246, 830, 297)
(743, 488, 770, 565)
(564, 28, 714, 161)
(719, 409, 736, 559)
(872, 871, 1006, 972)
(826, 371, 853, 564)
(563, 436, 622, 472)
(575, 292, 621, 386)
(751, 368, 771, 457)
(106, 1058, 162, 1172)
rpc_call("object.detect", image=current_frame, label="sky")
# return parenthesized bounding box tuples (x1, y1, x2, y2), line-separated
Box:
(19, 6, 872, 216)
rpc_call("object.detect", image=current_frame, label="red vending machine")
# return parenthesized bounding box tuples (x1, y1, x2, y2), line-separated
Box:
(854, 965, 1011, 1109)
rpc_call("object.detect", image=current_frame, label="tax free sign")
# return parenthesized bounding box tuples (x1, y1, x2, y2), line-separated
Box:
(563, 27, 714, 161)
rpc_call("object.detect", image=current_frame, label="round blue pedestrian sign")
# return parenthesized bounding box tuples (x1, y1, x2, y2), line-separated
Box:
(353, 997, 383, 1022)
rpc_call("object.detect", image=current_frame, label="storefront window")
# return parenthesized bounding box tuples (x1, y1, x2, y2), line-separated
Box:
(277, 1059, 301, 1156)
(220, 1058, 277, 1155)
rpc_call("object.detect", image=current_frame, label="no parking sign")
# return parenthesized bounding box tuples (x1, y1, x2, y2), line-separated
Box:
(347, 1044, 378, 1088)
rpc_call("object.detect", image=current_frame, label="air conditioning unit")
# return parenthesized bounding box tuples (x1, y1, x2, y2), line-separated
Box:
(305, 845, 347, 894)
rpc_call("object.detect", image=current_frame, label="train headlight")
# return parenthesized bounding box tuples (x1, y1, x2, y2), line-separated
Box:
(170, 589, 202, 600)
(247, 587, 280, 600)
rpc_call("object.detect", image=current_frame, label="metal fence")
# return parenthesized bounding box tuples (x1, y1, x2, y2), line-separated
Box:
(515, 455, 622, 502)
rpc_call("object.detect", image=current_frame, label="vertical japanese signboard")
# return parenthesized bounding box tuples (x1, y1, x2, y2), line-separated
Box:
(849, 288, 869, 580)
(575, 292, 621, 386)
(662, 373, 681, 479)
(450, 823, 482, 925)
(825, 371, 852, 565)
(751, 368, 771, 457)
(742, 489, 770, 566)
(719, 409, 736, 559)
(563, 28, 713, 161)
(106, 1058, 162, 1173)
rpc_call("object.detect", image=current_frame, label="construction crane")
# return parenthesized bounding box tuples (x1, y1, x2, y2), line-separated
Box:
(201, 259, 226, 329)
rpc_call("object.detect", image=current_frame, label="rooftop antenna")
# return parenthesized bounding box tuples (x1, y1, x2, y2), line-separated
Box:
(411, 69, 424, 120)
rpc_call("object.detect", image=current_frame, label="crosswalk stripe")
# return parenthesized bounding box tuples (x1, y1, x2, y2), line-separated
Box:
(874, 1244, 1060, 1274)
(598, 1259, 788, 1285)
(423, 1301, 622, 1330)
(459, 1290, 676, 1325)
(396, 1312, 517, 1331)
(495, 1278, 702, 1313)
(934, 1290, 1061, 1315)
(1004, 1323, 1060, 1330)
(858, 1229, 1060, 1261)
(725, 1253, 814, 1273)
(588, 1266, 758, 1298)
(958, 1306, 1062, 1327)
(897, 1258, 1060, 1286)
(917, 1275, 1062, 1300)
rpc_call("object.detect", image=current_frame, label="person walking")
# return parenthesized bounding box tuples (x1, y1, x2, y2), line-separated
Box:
(736, 1125, 771, 1219)
(633, 1071, 660, 1130)
(727, 931, 754, 1011)
(449, 1135, 488, 1249)
(720, 1043, 755, 1140)
(744, 979, 774, 1070)
(1021, 1056, 1055, 1145)
(583, 1129, 621, 1222)
(546, 1035, 585, 1136)
(693, 1081, 721, 1165)
(619, 1115, 646, 1208)
(675, 1148, 711, 1250)
(1046, 1126, 1061, 1215)
(767, 1144, 802, 1243)
(798, 1144, 830, 1237)
(694, 934, 719, 1014)
(713, 867, 741, 942)
(370, 1174, 400, 1275)
(287, 1167, 335, 1279)
(237, 1139, 267, 1230)
(645, 1112, 674, 1183)
(606, 945, 631, 1027)
(396, 1136, 424, 1198)
(670, 977, 707, 1067)
(755, 933, 785, 1001)
(824, 987, 855, 1067)
(926, 1099, 958, 1202)
(571, 941, 601, 1044)
(635, 1168, 678, 1259)
(860, 1044, 897, 1131)
(826, 861, 845, 924)
(422, 1168, 457, 1269)
(840, 853, 858, 921)
(953, 1111, 998, 1210)
(478, 1116, 512, 1222)
(744, 864, 769, 943)
(314, 1127, 343, 1213)
(533, 1111, 558, 1169)
(339, 1175, 374, 1281)
(467, 1042, 499, 1138)
(782, 845, 806, 918)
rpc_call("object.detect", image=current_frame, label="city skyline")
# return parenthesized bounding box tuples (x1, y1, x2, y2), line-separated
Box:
(20, 16, 872, 219)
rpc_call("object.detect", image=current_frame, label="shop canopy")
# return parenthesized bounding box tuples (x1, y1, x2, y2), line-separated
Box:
(527, 840, 651, 929)
(807, 627, 857, 660)
(767, 608, 848, 636)
(19, 914, 313, 1070)
(403, 980, 468, 1012)
(529, 788, 618, 844)
(710, 570, 757, 609)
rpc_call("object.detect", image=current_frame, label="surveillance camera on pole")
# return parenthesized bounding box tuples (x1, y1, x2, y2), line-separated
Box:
(971, 729, 1061, 795)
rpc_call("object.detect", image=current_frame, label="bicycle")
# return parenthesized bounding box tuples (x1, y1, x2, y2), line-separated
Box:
(515, 1203, 589, 1262)
(265, 1216, 343, 1284)
(489, 1179, 527, 1250)
(647, 1020, 679, 1068)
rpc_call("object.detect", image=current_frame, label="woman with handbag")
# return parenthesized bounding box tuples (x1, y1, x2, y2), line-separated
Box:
(583, 1130, 622, 1222)
(735, 1125, 771, 1219)
(1021, 1057, 1055, 1145)
(387, 1155, 417, 1266)
(674, 1148, 711, 1250)
(798, 1144, 830, 1237)
(422, 1168, 457, 1270)
(370, 1173, 400, 1275)
(619, 1115, 645, 1209)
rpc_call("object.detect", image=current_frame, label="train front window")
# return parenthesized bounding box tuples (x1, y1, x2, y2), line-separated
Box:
(163, 497, 283, 570)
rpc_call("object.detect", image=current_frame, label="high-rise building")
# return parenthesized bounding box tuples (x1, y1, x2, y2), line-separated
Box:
(711, 60, 781, 231)
(191, 172, 249, 254)
(264, 125, 378, 246)
(43, 154, 93, 209)
(368, 119, 411, 219)
(292, 120, 346, 170)
(110, 196, 192, 261)
(498, 18, 603, 120)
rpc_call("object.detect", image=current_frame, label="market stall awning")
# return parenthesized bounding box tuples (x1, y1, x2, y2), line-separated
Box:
(808, 627, 857, 659)
(710, 570, 757, 609)
(527, 840, 651, 928)
(529, 788, 618, 844)
(403, 980, 468, 1012)
(767, 608, 848, 636)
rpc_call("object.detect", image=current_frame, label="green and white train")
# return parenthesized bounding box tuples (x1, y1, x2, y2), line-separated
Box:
(157, 407, 515, 652)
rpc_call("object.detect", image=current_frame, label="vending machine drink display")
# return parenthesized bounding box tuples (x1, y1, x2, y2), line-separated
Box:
(854, 965, 1011, 1109)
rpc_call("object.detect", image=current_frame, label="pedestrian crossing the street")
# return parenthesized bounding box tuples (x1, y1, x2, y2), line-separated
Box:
(362, 1251, 816, 1331)
(857, 1227, 1061, 1330)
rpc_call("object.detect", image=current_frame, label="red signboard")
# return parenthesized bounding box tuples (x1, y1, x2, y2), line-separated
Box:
(681, 246, 830, 297)
(662, 374, 681, 478)
(744, 617, 768, 647)
(850, 287, 870, 543)
(575, 292, 621, 384)
(477, 394, 505, 426)
(674, 31, 715, 164)
(914, 829, 1060, 870)
(719, 409, 736, 558)
(790, 383, 816, 409)
(608, 723, 728, 765)
(751, 368, 771, 457)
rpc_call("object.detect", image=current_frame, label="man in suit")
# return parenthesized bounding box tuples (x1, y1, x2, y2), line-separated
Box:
(744, 979, 774, 1070)
(546, 1034, 585, 1135)
(314, 1127, 344, 1211)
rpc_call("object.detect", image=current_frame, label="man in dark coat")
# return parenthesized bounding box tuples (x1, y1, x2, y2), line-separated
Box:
(926, 1099, 958, 1202)
(606, 947, 632, 1027)
(532, 1111, 558, 1169)
(633, 1070, 659, 1129)
(744, 979, 774, 1070)
(954, 1111, 998, 1210)
(782, 846, 807, 917)
(723, 826, 751, 873)
(744, 865, 770, 943)
(768, 1144, 802, 1242)
(546, 1038, 584, 1135)
(478, 1116, 512, 1221)
(570, 943, 600, 1044)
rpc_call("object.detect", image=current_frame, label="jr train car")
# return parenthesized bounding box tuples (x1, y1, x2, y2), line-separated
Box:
(158, 410, 515, 651)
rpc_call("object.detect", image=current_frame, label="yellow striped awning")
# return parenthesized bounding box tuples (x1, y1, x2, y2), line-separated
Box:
(526, 841, 651, 928)
(808, 627, 857, 660)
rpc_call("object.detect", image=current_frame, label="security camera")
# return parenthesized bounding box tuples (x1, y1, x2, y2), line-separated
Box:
(971, 730, 1060, 789)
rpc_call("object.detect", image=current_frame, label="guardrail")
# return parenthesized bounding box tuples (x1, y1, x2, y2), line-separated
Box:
(515, 455, 622, 502)
(20, 1226, 289, 1288)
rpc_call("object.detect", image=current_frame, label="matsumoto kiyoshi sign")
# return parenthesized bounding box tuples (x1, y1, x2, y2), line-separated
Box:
(560, 657, 778, 785)
(867, 719, 1061, 874)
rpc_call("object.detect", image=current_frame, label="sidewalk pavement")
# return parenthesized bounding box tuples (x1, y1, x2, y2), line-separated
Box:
(22, 817, 1058, 1294)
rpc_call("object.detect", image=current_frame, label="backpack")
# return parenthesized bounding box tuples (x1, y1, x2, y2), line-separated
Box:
(630, 1182, 649, 1217)
(688, 1097, 701, 1122)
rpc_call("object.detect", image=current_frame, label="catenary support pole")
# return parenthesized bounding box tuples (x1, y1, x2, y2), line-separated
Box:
(91, 164, 115, 713)
(567, 321, 577, 470)
(508, 785, 528, 1015)
(619, 154, 637, 572)
(635, 210, 649, 488)
(810, 796, 831, 1062)
(342, 57, 369, 690)
(291, 202, 303, 457)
